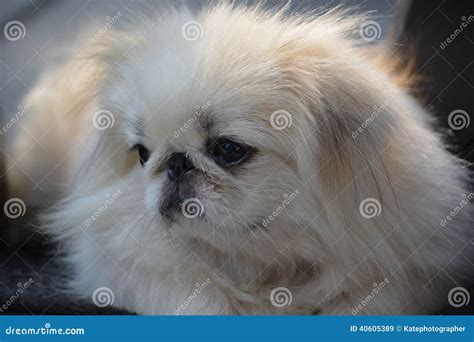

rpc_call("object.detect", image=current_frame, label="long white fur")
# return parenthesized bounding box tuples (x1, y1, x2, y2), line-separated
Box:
(12, 3, 473, 314)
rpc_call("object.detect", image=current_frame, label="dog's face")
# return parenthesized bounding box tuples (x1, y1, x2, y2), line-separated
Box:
(96, 8, 389, 254)
(97, 23, 319, 253)
(113, 46, 312, 251)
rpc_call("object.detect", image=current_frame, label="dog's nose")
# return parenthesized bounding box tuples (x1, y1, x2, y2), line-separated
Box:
(167, 152, 194, 181)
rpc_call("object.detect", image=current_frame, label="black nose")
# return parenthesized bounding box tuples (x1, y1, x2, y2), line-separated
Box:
(167, 152, 194, 181)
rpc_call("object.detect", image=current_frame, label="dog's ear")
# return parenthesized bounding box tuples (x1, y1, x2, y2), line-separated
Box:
(273, 36, 425, 271)
(70, 31, 141, 194)
(8, 39, 132, 204)
(277, 37, 406, 197)
(21, 28, 141, 197)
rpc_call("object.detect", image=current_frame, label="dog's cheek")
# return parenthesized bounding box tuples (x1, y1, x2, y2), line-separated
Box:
(145, 180, 163, 213)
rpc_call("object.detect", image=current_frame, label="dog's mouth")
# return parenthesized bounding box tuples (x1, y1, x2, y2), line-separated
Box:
(159, 196, 205, 222)
(158, 174, 205, 222)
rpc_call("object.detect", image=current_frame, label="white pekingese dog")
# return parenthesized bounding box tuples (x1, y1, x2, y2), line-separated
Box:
(11, 3, 473, 314)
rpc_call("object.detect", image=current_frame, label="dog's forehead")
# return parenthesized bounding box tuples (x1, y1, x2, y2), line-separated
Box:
(121, 59, 264, 143)
(117, 17, 303, 151)
(141, 99, 261, 147)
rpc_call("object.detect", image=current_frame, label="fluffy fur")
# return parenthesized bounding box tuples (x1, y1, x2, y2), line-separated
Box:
(12, 3, 473, 314)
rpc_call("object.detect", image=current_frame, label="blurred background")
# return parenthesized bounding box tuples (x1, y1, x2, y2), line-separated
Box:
(0, 0, 472, 314)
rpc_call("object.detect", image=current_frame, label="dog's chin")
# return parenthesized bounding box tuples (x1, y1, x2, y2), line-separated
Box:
(158, 192, 208, 229)
(159, 208, 203, 226)
(157, 197, 251, 250)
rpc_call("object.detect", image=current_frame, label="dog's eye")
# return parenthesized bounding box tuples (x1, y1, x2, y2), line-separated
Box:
(132, 144, 150, 166)
(212, 138, 252, 167)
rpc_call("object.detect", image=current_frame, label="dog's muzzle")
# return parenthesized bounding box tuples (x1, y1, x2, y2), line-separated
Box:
(159, 152, 197, 220)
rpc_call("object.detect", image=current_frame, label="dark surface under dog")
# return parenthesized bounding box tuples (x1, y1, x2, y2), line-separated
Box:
(0, 236, 131, 315)
(0, 232, 472, 315)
